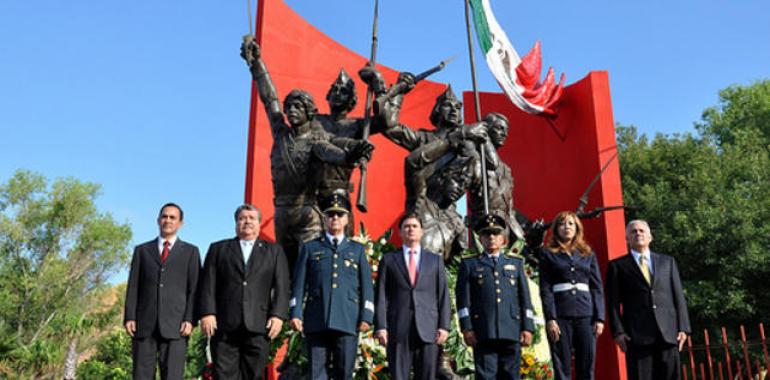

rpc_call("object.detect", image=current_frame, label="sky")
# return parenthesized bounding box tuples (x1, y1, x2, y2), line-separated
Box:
(1, 0, 768, 282)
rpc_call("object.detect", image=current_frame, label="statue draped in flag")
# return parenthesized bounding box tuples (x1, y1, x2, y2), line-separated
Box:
(469, 0, 565, 116)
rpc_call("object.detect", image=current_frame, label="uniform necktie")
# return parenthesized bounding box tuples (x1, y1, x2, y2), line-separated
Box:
(408, 250, 417, 286)
(161, 240, 170, 264)
(491, 255, 498, 267)
(639, 254, 651, 284)
(332, 238, 339, 250)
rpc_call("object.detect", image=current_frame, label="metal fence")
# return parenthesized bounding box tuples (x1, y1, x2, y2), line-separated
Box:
(681, 323, 769, 380)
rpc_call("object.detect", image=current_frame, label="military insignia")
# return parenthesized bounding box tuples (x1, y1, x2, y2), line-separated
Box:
(504, 264, 516, 271)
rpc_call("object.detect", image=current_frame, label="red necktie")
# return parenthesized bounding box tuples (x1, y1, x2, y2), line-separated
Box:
(161, 240, 170, 264)
(408, 250, 417, 286)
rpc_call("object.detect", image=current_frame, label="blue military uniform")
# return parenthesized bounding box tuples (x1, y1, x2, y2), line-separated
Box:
(456, 214, 535, 380)
(290, 192, 374, 380)
(539, 248, 604, 380)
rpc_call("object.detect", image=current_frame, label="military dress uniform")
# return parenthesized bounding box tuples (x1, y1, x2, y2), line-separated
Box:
(539, 248, 605, 380)
(290, 194, 375, 380)
(456, 215, 535, 380)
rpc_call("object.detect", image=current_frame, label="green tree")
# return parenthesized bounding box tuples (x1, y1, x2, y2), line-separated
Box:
(618, 80, 770, 332)
(0, 170, 132, 378)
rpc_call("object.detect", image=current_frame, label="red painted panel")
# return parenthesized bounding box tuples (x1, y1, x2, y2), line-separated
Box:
(245, 0, 447, 241)
(464, 71, 628, 379)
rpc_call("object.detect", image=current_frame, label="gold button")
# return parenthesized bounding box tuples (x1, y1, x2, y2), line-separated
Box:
(332, 284, 338, 289)
(494, 271, 499, 277)
(496, 289, 501, 294)
(496, 298, 501, 303)
(495, 280, 500, 284)
(334, 264, 338, 268)
(333, 273, 338, 278)
(333, 254, 338, 259)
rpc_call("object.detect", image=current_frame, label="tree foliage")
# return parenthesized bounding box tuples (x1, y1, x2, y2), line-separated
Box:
(0, 170, 132, 378)
(618, 80, 770, 331)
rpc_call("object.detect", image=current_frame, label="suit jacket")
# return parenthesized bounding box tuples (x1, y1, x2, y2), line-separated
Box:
(539, 248, 605, 322)
(198, 238, 290, 334)
(375, 248, 451, 343)
(456, 254, 535, 341)
(124, 238, 201, 339)
(606, 252, 691, 346)
(290, 235, 374, 335)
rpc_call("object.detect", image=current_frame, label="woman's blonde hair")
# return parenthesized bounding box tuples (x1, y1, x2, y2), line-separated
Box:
(547, 211, 592, 256)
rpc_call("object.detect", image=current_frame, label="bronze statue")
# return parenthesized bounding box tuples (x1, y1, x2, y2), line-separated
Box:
(241, 40, 373, 268)
(466, 112, 526, 241)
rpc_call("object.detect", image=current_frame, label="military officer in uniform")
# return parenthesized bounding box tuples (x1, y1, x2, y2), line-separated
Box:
(289, 191, 375, 380)
(456, 214, 534, 380)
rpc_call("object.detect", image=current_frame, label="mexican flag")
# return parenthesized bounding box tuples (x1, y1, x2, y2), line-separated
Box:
(469, 0, 565, 116)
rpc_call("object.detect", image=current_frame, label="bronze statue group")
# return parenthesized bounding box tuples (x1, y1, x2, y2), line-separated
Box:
(122, 40, 691, 380)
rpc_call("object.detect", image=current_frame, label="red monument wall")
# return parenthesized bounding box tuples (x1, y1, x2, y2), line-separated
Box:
(246, 0, 628, 377)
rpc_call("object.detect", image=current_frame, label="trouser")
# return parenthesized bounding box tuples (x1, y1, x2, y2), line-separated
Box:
(211, 325, 270, 380)
(275, 204, 323, 271)
(626, 340, 681, 380)
(550, 317, 596, 380)
(306, 330, 358, 380)
(473, 338, 522, 380)
(132, 328, 187, 380)
(386, 324, 439, 380)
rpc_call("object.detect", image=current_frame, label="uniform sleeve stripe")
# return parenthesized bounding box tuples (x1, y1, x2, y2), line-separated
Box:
(458, 308, 469, 318)
(365, 301, 375, 312)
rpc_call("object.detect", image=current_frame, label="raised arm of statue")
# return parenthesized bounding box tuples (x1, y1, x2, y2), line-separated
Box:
(241, 40, 285, 136)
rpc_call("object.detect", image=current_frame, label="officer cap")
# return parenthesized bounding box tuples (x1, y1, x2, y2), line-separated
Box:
(320, 189, 351, 215)
(475, 213, 506, 235)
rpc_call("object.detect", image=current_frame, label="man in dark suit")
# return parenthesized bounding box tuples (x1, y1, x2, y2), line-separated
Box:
(606, 219, 691, 380)
(456, 214, 534, 380)
(289, 191, 374, 380)
(374, 212, 450, 380)
(124, 203, 200, 380)
(198, 204, 290, 380)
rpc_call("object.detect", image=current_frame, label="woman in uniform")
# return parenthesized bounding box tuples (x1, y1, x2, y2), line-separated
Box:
(539, 211, 605, 380)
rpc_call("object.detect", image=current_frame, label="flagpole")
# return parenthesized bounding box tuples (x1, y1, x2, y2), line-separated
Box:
(464, 0, 490, 215)
(356, 0, 379, 213)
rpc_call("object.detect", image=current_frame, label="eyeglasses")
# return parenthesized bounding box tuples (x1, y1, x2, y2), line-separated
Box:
(325, 211, 347, 218)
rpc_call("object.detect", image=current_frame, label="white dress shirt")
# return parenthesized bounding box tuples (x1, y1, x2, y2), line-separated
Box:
(157, 235, 178, 255)
(240, 239, 256, 263)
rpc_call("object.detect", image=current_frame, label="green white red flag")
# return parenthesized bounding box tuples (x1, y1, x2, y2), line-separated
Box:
(469, 0, 565, 116)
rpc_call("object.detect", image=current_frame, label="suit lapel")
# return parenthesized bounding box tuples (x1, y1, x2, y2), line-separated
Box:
(414, 251, 434, 288)
(245, 240, 265, 275)
(624, 253, 650, 287)
(164, 239, 184, 265)
(394, 250, 412, 286)
(149, 239, 162, 266)
(649, 252, 661, 287)
(230, 238, 245, 275)
(479, 254, 496, 269)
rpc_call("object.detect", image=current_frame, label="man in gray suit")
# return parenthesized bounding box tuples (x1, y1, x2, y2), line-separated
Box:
(375, 212, 451, 380)
(124, 203, 201, 380)
(606, 219, 691, 380)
